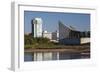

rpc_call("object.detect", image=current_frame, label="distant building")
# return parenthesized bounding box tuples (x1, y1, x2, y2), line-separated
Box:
(31, 18, 42, 37)
(52, 31, 59, 41)
(42, 31, 59, 42)
(59, 21, 90, 45)
(59, 21, 81, 39)
(42, 31, 52, 40)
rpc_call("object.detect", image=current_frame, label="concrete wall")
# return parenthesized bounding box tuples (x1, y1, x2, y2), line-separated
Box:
(80, 38, 90, 44)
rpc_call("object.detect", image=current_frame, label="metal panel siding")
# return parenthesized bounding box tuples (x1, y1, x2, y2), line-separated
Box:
(59, 22, 71, 40)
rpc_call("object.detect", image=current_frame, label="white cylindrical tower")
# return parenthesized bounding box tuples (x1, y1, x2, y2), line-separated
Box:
(32, 18, 42, 37)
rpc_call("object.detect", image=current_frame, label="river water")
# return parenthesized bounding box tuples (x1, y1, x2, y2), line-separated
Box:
(24, 52, 90, 61)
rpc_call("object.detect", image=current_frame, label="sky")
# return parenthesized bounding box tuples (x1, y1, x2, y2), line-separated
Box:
(24, 11, 90, 33)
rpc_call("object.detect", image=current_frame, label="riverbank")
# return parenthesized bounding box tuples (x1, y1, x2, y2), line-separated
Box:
(25, 44, 90, 53)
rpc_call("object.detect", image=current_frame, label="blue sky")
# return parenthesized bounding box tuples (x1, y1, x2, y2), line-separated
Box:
(24, 11, 90, 33)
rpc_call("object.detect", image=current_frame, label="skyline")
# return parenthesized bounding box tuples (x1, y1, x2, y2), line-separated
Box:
(24, 11, 90, 33)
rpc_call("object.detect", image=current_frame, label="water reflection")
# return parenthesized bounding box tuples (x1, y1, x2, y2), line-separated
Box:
(24, 52, 90, 62)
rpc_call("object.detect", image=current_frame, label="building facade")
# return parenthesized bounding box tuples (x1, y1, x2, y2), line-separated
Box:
(52, 31, 59, 41)
(42, 31, 59, 42)
(59, 21, 90, 45)
(42, 31, 52, 40)
(31, 18, 42, 37)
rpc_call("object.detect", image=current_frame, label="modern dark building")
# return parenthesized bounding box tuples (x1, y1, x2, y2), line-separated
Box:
(59, 21, 90, 45)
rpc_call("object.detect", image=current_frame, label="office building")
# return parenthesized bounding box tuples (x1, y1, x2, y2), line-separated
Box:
(31, 18, 42, 37)
(59, 21, 90, 44)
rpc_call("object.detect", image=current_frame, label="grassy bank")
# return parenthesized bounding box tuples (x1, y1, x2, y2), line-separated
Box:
(24, 34, 90, 50)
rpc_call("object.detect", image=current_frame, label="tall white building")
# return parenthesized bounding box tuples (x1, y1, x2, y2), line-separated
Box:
(32, 18, 42, 37)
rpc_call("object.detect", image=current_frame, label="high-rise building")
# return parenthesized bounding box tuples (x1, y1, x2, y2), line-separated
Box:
(31, 18, 42, 37)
